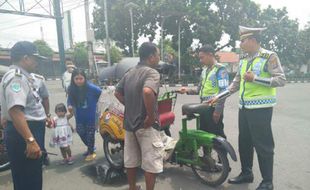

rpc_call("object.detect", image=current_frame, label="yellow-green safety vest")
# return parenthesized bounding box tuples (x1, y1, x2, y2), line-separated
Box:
(239, 53, 276, 109)
(199, 65, 223, 101)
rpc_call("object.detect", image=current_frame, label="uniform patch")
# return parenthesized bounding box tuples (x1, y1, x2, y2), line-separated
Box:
(11, 82, 21, 92)
(221, 70, 227, 78)
(269, 55, 279, 69)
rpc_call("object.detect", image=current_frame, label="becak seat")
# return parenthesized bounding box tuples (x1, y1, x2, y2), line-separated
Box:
(158, 98, 175, 128)
(159, 112, 175, 128)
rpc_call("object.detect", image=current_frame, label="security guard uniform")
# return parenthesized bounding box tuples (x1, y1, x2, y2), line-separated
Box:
(190, 63, 229, 138)
(30, 73, 49, 100)
(30, 73, 50, 164)
(0, 65, 46, 190)
(217, 26, 286, 189)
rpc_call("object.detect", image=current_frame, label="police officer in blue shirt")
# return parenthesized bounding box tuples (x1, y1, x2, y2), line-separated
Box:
(179, 45, 229, 138)
(0, 41, 47, 190)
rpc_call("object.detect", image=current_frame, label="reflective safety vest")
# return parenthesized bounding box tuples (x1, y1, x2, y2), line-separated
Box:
(239, 51, 276, 109)
(199, 65, 223, 101)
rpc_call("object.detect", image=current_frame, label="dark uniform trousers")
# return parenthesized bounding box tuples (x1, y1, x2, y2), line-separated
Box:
(5, 120, 45, 190)
(199, 106, 226, 139)
(239, 107, 274, 182)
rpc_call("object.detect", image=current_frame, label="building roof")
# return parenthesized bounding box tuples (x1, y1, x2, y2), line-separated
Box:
(0, 48, 105, 63)
(216, 52, 239, 63)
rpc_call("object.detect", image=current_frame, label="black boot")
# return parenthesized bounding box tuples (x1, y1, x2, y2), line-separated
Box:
(258, 155, 273, 185)
(228, 172, 254, 184)
(256, 181, 273, 190)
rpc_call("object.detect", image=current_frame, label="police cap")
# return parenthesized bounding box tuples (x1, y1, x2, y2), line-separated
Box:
(239, 26, 267, 40)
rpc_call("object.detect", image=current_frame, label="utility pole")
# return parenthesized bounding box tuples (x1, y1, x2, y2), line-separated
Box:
(160, 18, 165, 61)
(129, 8, 134, 57)
(84, 0, 94, 75)
(103, 0, 111, 66)
(160, 15, 172, 61)
(54, 0, 66, 72)
(178, 19, 181, 80)
(40, 24, 44, 41)
(67, 11, 73, 49)
(125, 2, 139, 57)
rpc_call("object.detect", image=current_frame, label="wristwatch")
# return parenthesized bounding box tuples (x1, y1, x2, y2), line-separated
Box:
(26, 137, 35, 144)
(46, 113, 51, 118)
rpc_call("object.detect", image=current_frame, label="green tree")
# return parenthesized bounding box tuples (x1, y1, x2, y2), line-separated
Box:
(92, 0, 305, 74)
(33, 40, 54, 58)
(92, 0, 261, 67)
(109, 45, 123, 64)
(70, 42, 88, 69)
(159, 39, 176, 59)
(159, 0, 260, 73)
(257, 6, 299, 68)
(296, 24, 310, 73)
(93, 0, 146, 55)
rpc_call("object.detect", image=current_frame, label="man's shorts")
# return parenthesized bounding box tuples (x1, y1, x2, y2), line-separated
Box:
(124, 127, 164, 173)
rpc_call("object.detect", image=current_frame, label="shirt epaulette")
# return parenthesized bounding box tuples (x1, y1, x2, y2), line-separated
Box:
(258, 48, 273, 59)
(215, 63, 225, 69)
(32, 73, 45, 80)
(15, 68, 22, 77)
(239, 54, 247, 59)
(259, 52, 271, 59)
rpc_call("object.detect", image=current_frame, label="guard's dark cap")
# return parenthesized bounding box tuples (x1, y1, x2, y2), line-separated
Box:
(10, 41, 47, 62)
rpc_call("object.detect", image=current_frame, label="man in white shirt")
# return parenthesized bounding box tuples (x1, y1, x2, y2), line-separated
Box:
(62, 58, 76, 95)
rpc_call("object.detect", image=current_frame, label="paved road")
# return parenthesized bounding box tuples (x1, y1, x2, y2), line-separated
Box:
(1, 81, 309, 190)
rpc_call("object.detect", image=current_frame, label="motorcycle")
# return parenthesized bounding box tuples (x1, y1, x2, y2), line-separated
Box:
(98, 90, 237, 187)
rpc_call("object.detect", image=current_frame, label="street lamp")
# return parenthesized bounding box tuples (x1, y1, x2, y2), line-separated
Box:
(178, 19, 181, 80)
(160, 13, 184, 79)
(103, 0, 111, 66)
(160, 14, 174, 61)
(177, 16, 186, 80)
(125, 2, 139, 57)
(160, 17, 166, 61)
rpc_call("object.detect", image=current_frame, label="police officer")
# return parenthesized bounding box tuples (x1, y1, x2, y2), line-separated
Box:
(179, 45, 229, 138)
(209, 26, 286, 190)
(30, 72, 51, 165)
(0, 41, 47, 190)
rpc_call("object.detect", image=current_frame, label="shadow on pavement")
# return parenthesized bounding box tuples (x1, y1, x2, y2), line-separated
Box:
(158, 164, 252, 190)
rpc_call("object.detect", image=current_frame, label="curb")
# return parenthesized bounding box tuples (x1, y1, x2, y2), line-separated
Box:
(161, 83, 197, 87)
(46, 78, 61, 81)
(46, 78, 198, 87)
(46, 78, 310, 85)
(287, 80, 310, 83)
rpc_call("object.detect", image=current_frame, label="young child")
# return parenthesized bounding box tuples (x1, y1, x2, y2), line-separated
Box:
(49, 103, 74, 165)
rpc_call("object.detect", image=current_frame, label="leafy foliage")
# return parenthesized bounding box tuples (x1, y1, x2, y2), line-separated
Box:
(33, 40, 54, 58)
(70, 42, 89, 69)
(92, 0, 310, 74)
(109, 45, 123, 64)
(296, 24, 310, 71)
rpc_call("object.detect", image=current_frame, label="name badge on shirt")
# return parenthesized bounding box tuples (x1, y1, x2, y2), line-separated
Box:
(218, 79, 228, 88)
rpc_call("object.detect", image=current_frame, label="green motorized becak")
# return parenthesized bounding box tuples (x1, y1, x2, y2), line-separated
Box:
(175, 101, 237, 186)
(99, 90, 237, 187)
